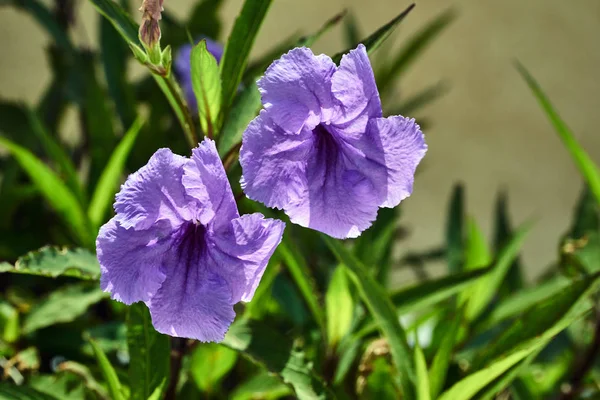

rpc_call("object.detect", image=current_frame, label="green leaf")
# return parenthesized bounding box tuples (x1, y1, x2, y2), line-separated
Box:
(0, 137, 92, 246)
(378, 8, 456, 96)
(127, 302, 170, 400)
(428, 308, 462, 398)
(244, 259, 281, 319)
(0, 383, 59, 400)
(298, 10, 347, 48)
(322, 236, 415, 399)
(89, 338, 126, 400)
(220, 0, 273, 111)
(457, 218, 490, 308)
(446, 184, 465, 274)
(0, 246, 100, 280)
(222, 320, 334, 400)
(277, 239, 326, 334)
(88, 117, 144, 231)
(26, 109, 84, 206)
(493, 191, 524, 295)
(517, 62, 600, 205)
(191, 343, 238, 393)
(191, 40, 222, 137)
(362, 357, 401, 400)
(217, 83, 261, 158)
(343, 12, 361, 49)
(414, 343, 431, 400)
(570, 185, 599, 238)
(331, 4, 415, 64)
(0, 301, 19, 343)
(86, 0, 139, 45)
(392, 81, 449, 115)
(23, 283, 107, 334)
(230, 372, 293, 400)
(326, 264, 354, 347)
(465, 222, 532, 320)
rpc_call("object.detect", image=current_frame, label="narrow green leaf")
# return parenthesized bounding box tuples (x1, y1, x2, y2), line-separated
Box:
(0, 383, 59, 400)
(343, 12, 361, 49)
(493, 191, 524, 295)
(277, 239, 326, 333)
(326, 264, 354, 347)
(222, 320, 334, 400)
(428, 308, 462, 398)
(322, 236, 415, 399)
(191, 343, 238, 392)
(570, 185, 599, 238)
(457, 218, 490, 307)
(220, 0, 273, 111)
(331, 4, 415, 64)
(0, 137, 92, 246)
(23, 284, 107, 334)
(378, 8, 456, 95)
(392, 81, 449, 115)
(89, 338, 126, 400)
(0, 246, 100, 280)
(298, 10, 347, 48)
(217, 83, 261, 158)
(127, 303, 170, 400)
(88, 117, 144, 231)
(26, 109, 84, 206)
(0, 301, 19, 343)
(446, 184, 465, 274)
(86, 0, 139, 45)
(191, 40, 222, 137)
(414, 343, 431, 400)
(465, 222, 532, 320)
(517, 62, 600, 205)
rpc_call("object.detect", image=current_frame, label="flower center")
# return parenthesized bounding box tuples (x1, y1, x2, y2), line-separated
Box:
(312, 123, 339, 170)
(173, 221, 207, 267)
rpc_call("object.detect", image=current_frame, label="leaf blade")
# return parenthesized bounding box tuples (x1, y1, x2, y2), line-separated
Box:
(89, 338, 126, 400)
(191, 40, 222, 137)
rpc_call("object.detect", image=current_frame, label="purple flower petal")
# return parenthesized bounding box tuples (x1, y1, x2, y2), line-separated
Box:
(114, 148, 191, 231)
(211, 213, 285, 303)
(240, 45, 427, 238)
(258, 47, 337, 134)
(96, 219, 169, 304)
(182, 139, 238, 229)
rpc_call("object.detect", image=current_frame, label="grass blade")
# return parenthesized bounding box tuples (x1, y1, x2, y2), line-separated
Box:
(89, 338, 126, 400)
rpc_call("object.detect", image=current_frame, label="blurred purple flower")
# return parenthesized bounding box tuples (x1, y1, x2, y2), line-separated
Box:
(174, 38, 224, 113)
(96, 139, 284, 342)
(239, 44, 427, 239)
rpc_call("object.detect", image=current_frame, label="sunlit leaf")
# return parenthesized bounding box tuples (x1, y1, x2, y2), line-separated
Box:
(191, 343, 238, 393)
(326, 264, 354, 347)
(414, 342, 431, 400)
(428, 307, 462, 398)
(191, 40, 222, 137)
(230, 372, 292, 400)
(89, 339, 126, 400)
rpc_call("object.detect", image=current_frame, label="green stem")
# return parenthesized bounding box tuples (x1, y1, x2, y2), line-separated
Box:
(153, 74, 199, 147)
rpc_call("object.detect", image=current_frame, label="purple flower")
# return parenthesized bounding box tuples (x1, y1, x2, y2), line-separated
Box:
(96, 139, 284, 342)
(174, 38, 224, 113)
(239, 44, 427, 239)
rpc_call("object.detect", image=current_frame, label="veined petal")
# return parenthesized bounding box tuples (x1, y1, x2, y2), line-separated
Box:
(240, 112, 312, 210)
(96, 218, 170, 304)
(182, 139, 238, 229)
(114, 148, 191, 230)
(211, 213, 285, 303)
(331, 44, 382, 134)
(258, 47, 337, 134)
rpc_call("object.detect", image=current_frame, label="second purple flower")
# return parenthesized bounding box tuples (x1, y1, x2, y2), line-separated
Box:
(240, 44, 427, 239)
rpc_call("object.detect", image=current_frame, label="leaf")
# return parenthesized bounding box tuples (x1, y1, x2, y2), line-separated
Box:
(230, 372, 292, 400)
(23, 284, 107, 334)
(362, 357, 401, 400)
(428, 308, 462, 398)
(127, 302, 170, 400)
(298, 10, 347, 48)
(322, 236, 415, 399)
(217, 83, 261, 158)
(277, 239, 326, 334)
(191, 343, 238, 393)
(0, 301, 19, 343)
(88, 117, 144, 231)
(391, 81, 449, 115)
(414, 343, 431, 400)
(191, 40, 222, 137)
(343, 12, 361, 49)
(331, 4, 415, 64)
(465, 222, 532, 320)
(220, 0, 273, 111)
(446, 184, 465, 274)
(86, 0, 139, 45)
(378, 8, 456, 95)
(493, 191, 524, 296)
(89, 339, 126, 400)
(0, 246, 100, 280)
(457, 218, 490, 307)
(326, 264, 354, 347)
(222, 319, 334, 400)
(570, 185, 599, 238)
(26, 109, 84, 206)
(0, 383, 59, 400)
(517, 62, 600, 205)
(0, 137, 92, 246)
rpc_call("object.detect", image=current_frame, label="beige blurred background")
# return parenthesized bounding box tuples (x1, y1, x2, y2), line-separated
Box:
(1, 0, 599, 282)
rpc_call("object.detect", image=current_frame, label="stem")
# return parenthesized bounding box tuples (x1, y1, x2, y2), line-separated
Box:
(559, 312, 600, 400)
(153, 74, 199, 148)
(164, 337, 187, 400)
